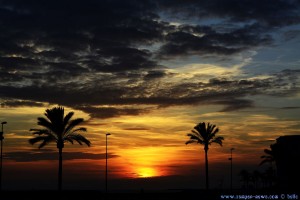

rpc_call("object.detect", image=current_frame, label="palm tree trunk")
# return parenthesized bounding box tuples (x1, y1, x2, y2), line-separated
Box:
(205, 147, 209, 190)
(58, 147, 62, 191)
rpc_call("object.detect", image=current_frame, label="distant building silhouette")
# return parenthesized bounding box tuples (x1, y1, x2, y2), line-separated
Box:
(274, 135, 300, 191)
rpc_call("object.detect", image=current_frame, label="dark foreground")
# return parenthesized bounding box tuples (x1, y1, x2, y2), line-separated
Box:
(0, 190, 216, 200)
(0, 189, 299, 200)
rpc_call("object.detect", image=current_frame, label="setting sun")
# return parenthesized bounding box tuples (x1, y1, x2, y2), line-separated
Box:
(137, 167, 157, 178)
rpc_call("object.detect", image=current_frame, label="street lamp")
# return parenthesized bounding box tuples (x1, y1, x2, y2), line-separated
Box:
(228, 148, 234, 191)
(0, 121, 7, 191)
(105, 133, 111, 193)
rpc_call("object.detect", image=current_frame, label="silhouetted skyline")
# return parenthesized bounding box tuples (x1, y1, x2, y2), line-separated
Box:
(0, 0, 300, 192)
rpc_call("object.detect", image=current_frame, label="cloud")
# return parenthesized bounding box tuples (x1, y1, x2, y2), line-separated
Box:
(0, 69, 299, 118)
(76, 106, 151, 119)
(1, 99, 44, 107)
(0, 1, 299, 118)
(159, 0, 300, 27)
(158, 24, 272, 59)
(218, 99, 254, 112)
(4, 150, 118, 162)
(123, 127, 150, 131)
(143, 70, 168, 80)
(0, 0, 164, 75)
(280, 107, 300, 110)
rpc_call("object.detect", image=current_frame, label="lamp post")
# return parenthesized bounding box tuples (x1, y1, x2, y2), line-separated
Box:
(0, 121, 7, 191)
(105, 133, 111, 193)
(228, 148, 234, 191)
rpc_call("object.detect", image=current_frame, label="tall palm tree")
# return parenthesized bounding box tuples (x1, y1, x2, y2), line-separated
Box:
(185, 122, 224, 190)
(29, 106, 91, 191)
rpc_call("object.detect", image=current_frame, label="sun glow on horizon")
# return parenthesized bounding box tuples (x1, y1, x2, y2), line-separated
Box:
(137, 167, 157, 178)
(116, 146, 179, 178)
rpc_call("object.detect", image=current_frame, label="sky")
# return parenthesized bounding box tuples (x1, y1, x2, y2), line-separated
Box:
(0, 0, 300, 191)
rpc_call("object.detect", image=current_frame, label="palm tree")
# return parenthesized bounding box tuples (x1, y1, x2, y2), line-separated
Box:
(259, 148, 275, 167)
(259, 144, 278, 188)
(29, 106, 91, 191)
(185, 122, 224, 190)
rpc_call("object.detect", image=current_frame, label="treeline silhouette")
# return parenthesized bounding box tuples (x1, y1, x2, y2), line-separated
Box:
(239, 135, 300, 193)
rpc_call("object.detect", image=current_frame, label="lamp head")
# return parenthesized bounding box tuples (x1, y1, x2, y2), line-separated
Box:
(106, 133, 111, 136)
(231, 148, 235, 151)
(1, 121, 7, 125)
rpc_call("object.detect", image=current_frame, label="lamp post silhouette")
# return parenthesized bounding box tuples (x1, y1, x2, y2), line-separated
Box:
(228, 148, 234, 191)
(0, 121, 7, 191)
(105, 133, 111, 193)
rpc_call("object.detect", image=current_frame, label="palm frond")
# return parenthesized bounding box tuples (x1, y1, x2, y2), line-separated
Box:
(185, 140, 198, 145)
(29, 129, 50, 135)
(260, 155, 267, 159)
(29, 129, 58, 140)
(211, 127, 219, 137)
(29, 136, 46, 145)
(29, 135, 55, 148)
(45, 106, 64, 124)
(38, 136, 56, 149)
(210, 136, 224, 146)
(70, 127, 87, 134)
(264, 149, 273, 156)
(65, 134, 91, 147)
(259, 147, 275, 166)
(187, 133, 199, 139)
(197, 122, 207, 139)
(37, 117, 53, 131)
(64, 138, 74, 144)
(186, 133, 204, 145)
(207, 123, 215, 135)
(191, 129, 200, 135)
(259, 159, 272, 166)
(64, 118, 84, 136)
(63, 111, 74, 127)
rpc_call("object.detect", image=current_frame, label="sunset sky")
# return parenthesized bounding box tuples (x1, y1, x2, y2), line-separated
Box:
(0, 0, 300, 191)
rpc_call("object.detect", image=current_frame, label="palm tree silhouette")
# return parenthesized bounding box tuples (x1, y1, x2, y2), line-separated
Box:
(259, 144, 278, 188)
(259, 148, 275, 167)
(185, 122, 224, 190)
(29, 106, 91, 191)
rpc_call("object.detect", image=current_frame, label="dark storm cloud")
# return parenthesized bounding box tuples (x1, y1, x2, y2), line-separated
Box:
(143, 70, 168, 80)
(159, 0, 300, 27)
(0, 0, 163, 74)
(156, 0, 299, 58)
(91, 47, 158, 72)
(158, 24, 272, 58)
(0, 56, 41, 71)
(0, 0, 300, 118)
(76, 106, 150, 119)
(218, 99, 254, 112)
(4, 150, 118, 162)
